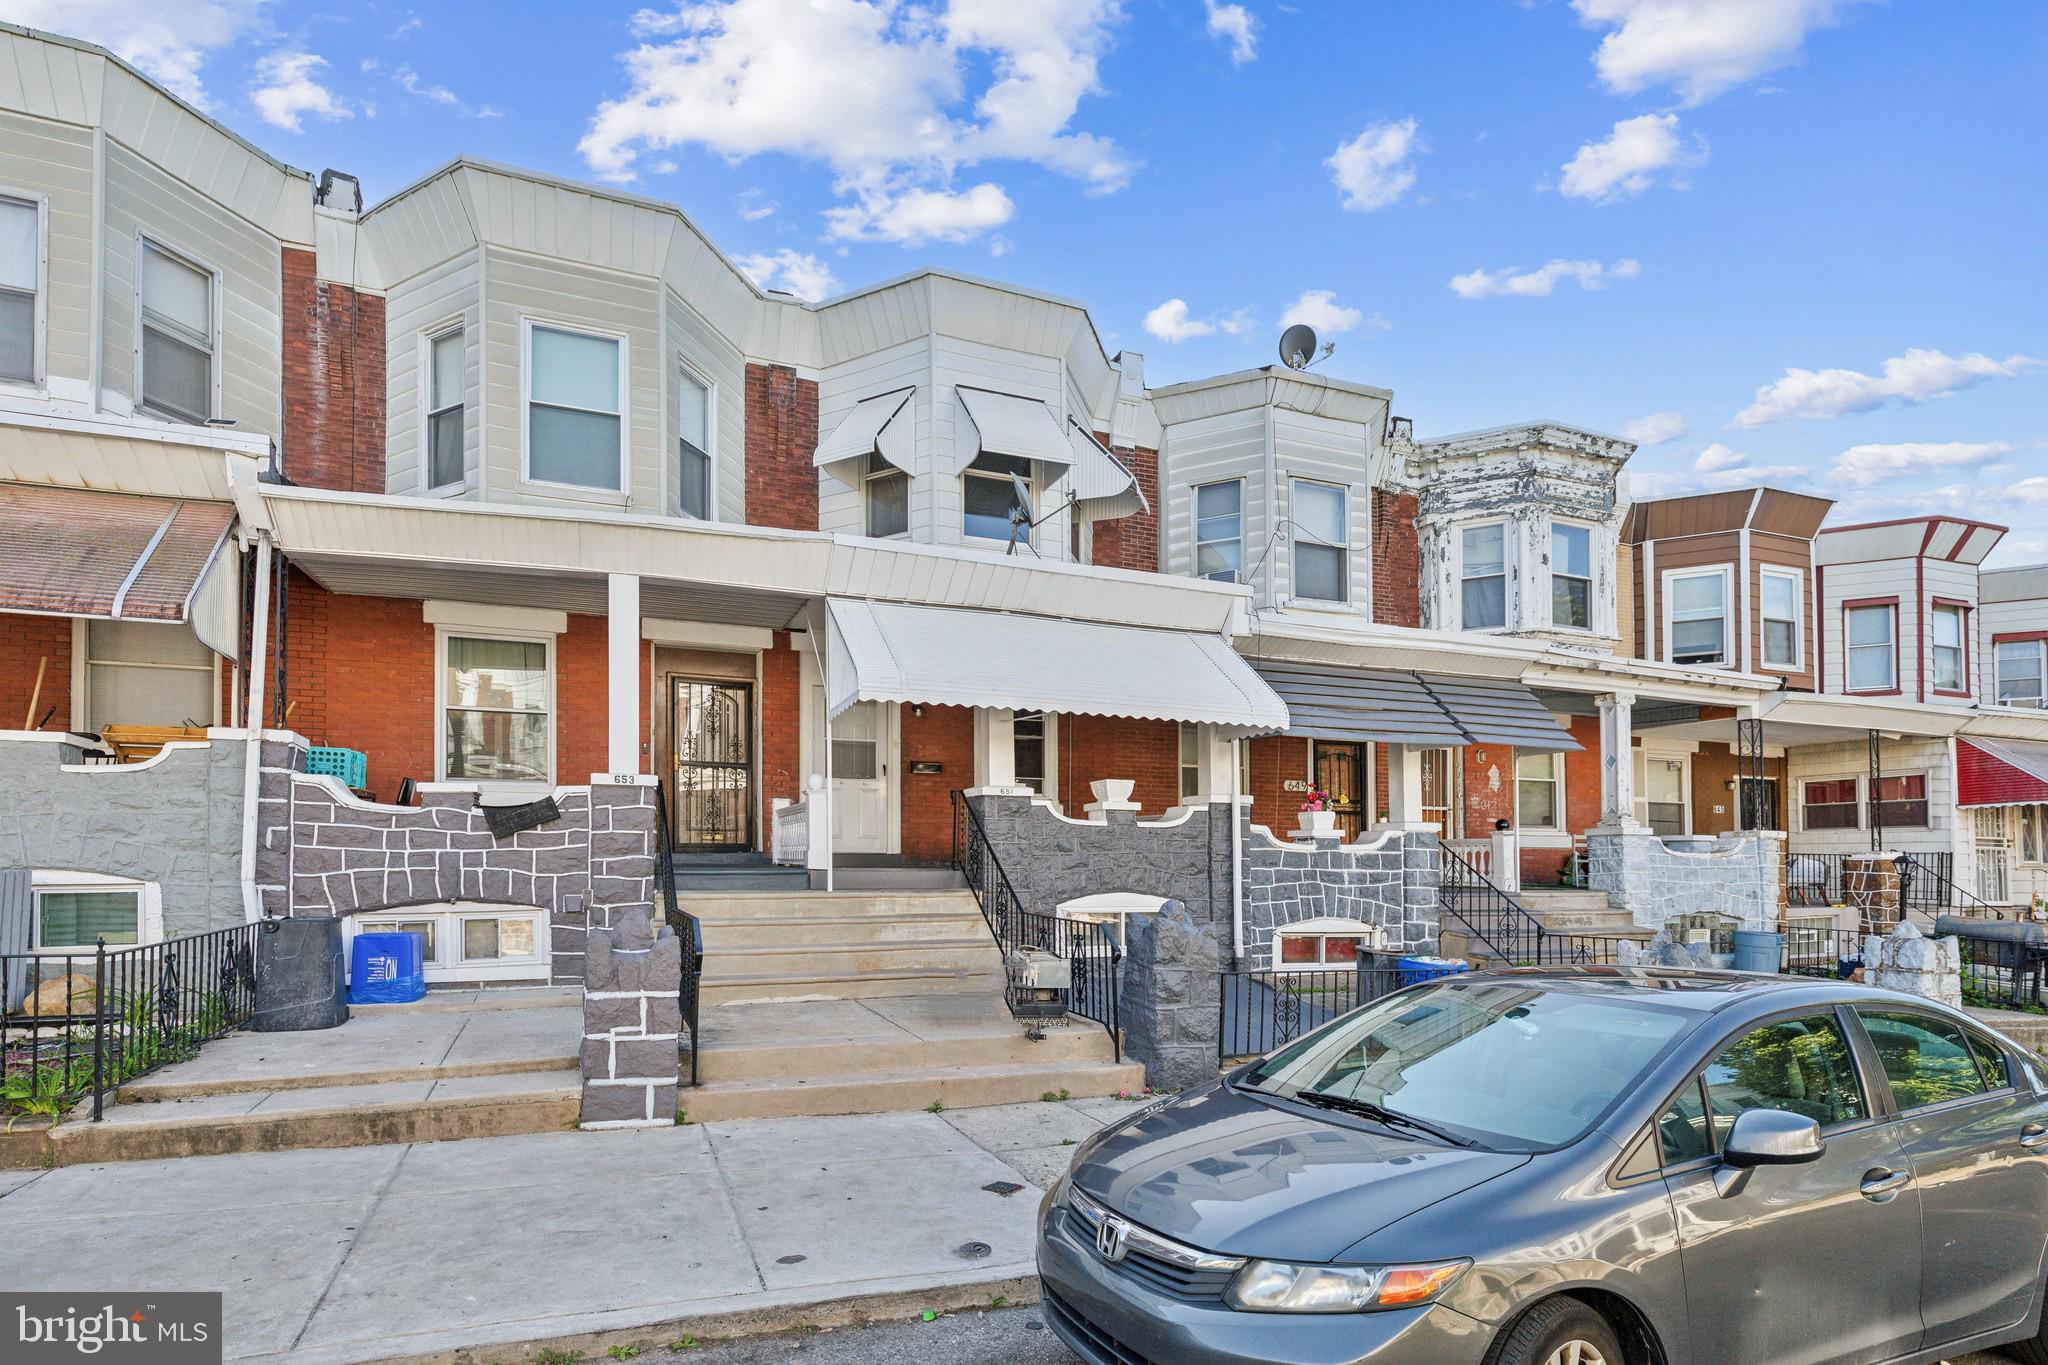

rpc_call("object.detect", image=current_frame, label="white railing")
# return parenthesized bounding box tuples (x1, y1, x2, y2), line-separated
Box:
(771, 797, 809, 867)
(1445, 839, 1493, 879)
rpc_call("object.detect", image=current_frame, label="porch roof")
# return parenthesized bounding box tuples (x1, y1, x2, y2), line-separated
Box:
(1958, 738, 2048, 809)
(823, 597, 1287, 733)
(1250, 659, 1581, 752)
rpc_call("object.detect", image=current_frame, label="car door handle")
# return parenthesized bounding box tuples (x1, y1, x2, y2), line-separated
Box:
(2021, 1124, 2048, 1150)
(1860, 1169, 1911, 1202)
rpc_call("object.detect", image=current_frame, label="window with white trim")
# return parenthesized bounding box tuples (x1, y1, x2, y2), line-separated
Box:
(2022, 806, 2047, 864)
(1873, 774, 1929, 828)
(677, 363, 712, 518)
(1550, 522, 1592, 630)
(1291, 480, 1348, 603)
(351, 905, 548, 982)
(425, 327, 464, 489)
(440, 633, 552, 783)
(1193, 479, 1243, 583)
(1932, 603, 1967, 693)
(525, 323, 623, 491)
(1803, 779, 1860, 831)
(1177, 724, 1251, 800)
(0, 193, 39, 384)
(1760, 568, 1802, 669)
(1516, 751, 1563, 830)
(962, 452, 1033, 542)
(864, 453, 908, 537)
(31, 874, 159, 950)
(1998, 640, 2047, 707)
(1461, 523, 1507, 630)
(83, 620, 215, 730)
(139, 240, 214, 423)
(1013, 711, 1048, 794)
(1641, 756, 1687, 836)
(1846, 604, 1897, 692)
(1666, 569, 1731, 666)
(1275, 919, 1382, 970)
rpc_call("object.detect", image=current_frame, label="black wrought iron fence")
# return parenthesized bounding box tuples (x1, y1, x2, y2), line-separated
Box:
(1958, 934, 2048, 1010)
(1440, 846, 1552, 964)
(2, 924, 257, 1124)
(1783, 852, 1964, 915)
(655, 782, 704, 1088)
(950, 790, 1121, 1058)
(1780, 925, 1867, 979)
(1218, 962, 1408, 1062)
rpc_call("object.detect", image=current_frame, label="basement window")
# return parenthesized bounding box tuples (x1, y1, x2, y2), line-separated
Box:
(30, 874, 161, 951)
(1275, 919, 1382, 970)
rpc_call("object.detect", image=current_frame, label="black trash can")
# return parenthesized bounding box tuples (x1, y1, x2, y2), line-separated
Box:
(250, 917, 350, 1032)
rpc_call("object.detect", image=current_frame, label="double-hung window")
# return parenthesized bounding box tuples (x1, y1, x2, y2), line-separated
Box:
(1642, 757, 1686, 836)
(1194, 480, 1243, 582)
(1461, 523, 1507, 629)
(1931, 603, 1968, 694)
(425, 328, 464, 489)
(864, 453, 909, 537)
(0, 194, 38, 384)
(1873, 774, 1929, 828)
(1666, 569, 1730, 666)
(1803, 779, 1860, 831)
(1998, 640, 2048, 707)
(1013, 711, 1048, 794)
(1176, 723, 1250, 800)
(441, 634, 552, 783)
(526, 323, 623, 491)
(963, 453, 1032, 541)
(1846, 603, 1897, 692)
(1516, 752, 1562, 830)
(1550, 522, 1592, 630)
(677, 364, 711, 518)
(1760, 569, 1802, 670)
(1291, 481, 1348, 603)
(139, 240, 214, 423)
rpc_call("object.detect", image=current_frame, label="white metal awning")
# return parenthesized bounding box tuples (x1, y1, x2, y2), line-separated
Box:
(1065, 421, 1147, 523)
(824, 597, 1288, 734)
(814, 387, 914, 481)
(953, 388, 1074, 475)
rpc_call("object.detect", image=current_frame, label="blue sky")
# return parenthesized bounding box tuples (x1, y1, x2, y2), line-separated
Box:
(11, 0, 2045, 560)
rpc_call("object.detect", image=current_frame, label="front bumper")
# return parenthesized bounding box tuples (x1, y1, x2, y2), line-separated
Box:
(1035, 1193, 1492, 1365)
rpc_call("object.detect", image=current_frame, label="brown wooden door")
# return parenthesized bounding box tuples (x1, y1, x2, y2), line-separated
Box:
(1313, 742, 1369, 841)
(671, 679, 753, 849)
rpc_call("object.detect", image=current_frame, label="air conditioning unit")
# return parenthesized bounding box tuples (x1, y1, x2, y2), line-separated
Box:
(1204, 569, 1241, 585)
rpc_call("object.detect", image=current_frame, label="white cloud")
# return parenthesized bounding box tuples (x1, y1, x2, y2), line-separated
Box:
(1620, 411, 1688, 446)
(0, 0, 269, 107)
(393, 65, 457, 105)
(1571, 0, 1865, 105)
(737, 188, 778, 221)
(249, 50, 351, 132)
(580, 0, 1131, 244)
(1218, 306, 1259, 339)
(1449, 258, 1642, 299)
(1203, 0, 1257, 64)
(1143, 299, 1215, 343)
(1733, 347, 2039, 426)
(2011, 480, 2048, 505)
(734, 248, 840, 302)
(1625, 443, 1810, 498)
(1693, 441, 1749, 472)
(822, 182, 1015, 245)
(1326, 118, 1420, 213)
(1281, 290, 1386, 337)
(1559, 113, 1706, 202)
(1829, 440, 2017, 488)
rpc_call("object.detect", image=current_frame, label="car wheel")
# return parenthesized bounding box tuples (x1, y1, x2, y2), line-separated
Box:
(1488, 1296, 1628, 1365)
(2005, 1325, 2048, 1365)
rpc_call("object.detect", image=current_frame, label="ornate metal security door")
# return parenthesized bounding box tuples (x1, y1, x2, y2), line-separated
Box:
(671, 680, 753, 849)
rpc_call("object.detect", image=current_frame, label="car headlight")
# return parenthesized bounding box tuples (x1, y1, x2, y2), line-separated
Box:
(1224, 1258, 1469, 1313)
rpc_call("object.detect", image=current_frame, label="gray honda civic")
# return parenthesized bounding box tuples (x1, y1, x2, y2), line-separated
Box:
(1038, 967, 2048, 1365)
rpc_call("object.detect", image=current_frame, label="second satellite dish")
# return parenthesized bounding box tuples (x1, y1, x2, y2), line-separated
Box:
(1279, 324, 1318, 370)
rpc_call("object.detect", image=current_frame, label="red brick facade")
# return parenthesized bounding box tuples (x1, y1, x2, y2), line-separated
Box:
(743, 362, 820, 531)
(1372, 488, 1420, 627)
(1055, 715, 1181, 816)
(1247, 735, 1310, 834)
(0, 612, 75, 732)
(900, 703, 975, 861)
(280, 246, 387, 493)
(758, 632, 803, 837)
(1087, 443, 1160, 573)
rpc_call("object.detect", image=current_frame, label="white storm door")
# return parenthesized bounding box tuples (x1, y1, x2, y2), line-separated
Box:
(831, 700, 890, 854)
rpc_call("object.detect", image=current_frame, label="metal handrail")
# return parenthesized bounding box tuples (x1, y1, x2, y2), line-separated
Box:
(950, 790, 1122, 1059)
(1894, 853, 1999, 918)
(654, 782, 704, 1088)
(1439, 848, 1622, 966)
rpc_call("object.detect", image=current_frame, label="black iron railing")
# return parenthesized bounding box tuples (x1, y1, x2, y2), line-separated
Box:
(1783, 852, 1964, 915)
(1957, 934, 2048, 1011)
(1218, 964, 1404, 1062)
(2, 925, 257, 1124)
(1438, 848, 1632, 966)
(655, 782, 704, 1088)
(950, 790, 1121, 1058)
(1780, 925, 1867, 979)
(1894, 854, 1997, 917)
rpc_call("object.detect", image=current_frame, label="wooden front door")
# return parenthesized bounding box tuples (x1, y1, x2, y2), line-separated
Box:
(671, 679, 753, 849)
(1313, 742, 1370, 841)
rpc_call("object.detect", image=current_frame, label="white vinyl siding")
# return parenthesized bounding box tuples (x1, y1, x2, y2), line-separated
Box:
(1162, 408, 1267, 589)
(0, 110, 92, 391)
(1760, 568, 1803, 670)
(384, 252, 480, 496)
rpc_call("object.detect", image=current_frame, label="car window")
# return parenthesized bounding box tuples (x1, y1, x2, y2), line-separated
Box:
(1658, 1076, 1712, 1164)
(1702, 1013, 1866, 1146)
(1858, 1011, 2002, 1111)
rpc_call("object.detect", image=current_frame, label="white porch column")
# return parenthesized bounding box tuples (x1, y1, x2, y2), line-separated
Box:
(1193, 724, 1238, 801)
(1385, 744, 1432, 830)
(1595, 690, 1644, 831)
(974, 708, 1020, 790)
(606, 573, 641, 775)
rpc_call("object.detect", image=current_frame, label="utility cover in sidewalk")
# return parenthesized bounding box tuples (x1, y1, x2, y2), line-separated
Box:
(982, 1181, 1025, 1197)
(956, 1242, 993, 1260)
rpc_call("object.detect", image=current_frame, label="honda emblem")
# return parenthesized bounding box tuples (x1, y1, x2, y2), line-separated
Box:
(1095, 1215, 1129, 1263)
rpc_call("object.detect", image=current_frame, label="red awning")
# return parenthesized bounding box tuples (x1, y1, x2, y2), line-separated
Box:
(0, 483, 237, 646)
(1958, 738, 2048, 809)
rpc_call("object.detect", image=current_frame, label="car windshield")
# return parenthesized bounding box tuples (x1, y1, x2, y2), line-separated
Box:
(1243, 979, 1693, 1149)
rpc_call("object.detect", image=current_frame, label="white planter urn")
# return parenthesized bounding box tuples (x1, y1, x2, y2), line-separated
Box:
(1297, 809, 1337, 837)
(1090, 779, 1136, 805)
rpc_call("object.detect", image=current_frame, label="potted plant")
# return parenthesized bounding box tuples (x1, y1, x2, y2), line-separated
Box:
(1297, 787, 1336, 836)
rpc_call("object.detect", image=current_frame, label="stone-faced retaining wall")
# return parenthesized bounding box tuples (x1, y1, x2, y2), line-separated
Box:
(1122, 902, 1223, 1090)
(1244, 826, 1440, 964)
(1588, 829, 1784, 933)
(0, 732, 247, 939)
(580, 913, 683, 1128)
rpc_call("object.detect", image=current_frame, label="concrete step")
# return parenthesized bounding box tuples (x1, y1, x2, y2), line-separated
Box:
(831, 866, 968, 891)
(672, 869, 814, 891)
(697, 939, 1003, 980)
(680, 890, 983, 922)
(693, 1019, 1115, 1083)
(680, 1058, 1145, 1124)
(49, 1068, 581, 1165)
(698, 965, 1004, 1006)
(699, 911, 989, 948)
(1531, 909, 1639, 933)
(1513, 890, 1615, 913)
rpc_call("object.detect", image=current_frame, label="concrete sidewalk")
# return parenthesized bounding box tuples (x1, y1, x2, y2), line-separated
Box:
(0, 1097, 1144, 1364)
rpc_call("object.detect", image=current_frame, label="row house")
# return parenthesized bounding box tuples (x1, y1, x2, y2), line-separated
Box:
(3, 21, 2044, 1006)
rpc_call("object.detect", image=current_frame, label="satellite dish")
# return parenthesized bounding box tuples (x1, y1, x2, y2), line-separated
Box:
(1279, 324, 1318, 370)
(1005, 472, 1038, 556)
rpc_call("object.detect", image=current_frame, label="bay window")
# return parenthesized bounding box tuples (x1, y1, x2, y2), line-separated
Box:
(1194, 480, 1243, 582)
(1291, 480, 1348, 603)
(441, 634, 552, 783)
(1803, 779, 1860, 831)
(1846, 603, 1897, 692)
(1461, 523, 1507, 630)
(1516, 751, 1562, 830)
(1997, 639, 2046, 707)
(525, 323, 624, 491)
(425, 327, 464, 489)
(139, 239, 214, 423)
(677, 365, 712, 518)
(1760, 568, 1802, 669)
(1550, 522, 1592, 630)
(1931, 603, 1968, 693)
(1666, 568, 1731, 666)
(864, 452, 909, 537)
(0, 193, 38, 383)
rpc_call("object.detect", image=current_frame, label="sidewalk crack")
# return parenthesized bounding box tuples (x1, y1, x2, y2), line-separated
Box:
(702, 1127, 769, 1294)
(287, 1143, 413, 1352)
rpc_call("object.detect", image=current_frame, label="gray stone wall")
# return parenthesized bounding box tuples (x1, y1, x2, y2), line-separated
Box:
(1122, 902, 1222, 1090)
(0, 734, 246, 938)
(580, 913, 683, 1128)
(1244, 828, 1441, 965)
(1589, 829, 1783, 933)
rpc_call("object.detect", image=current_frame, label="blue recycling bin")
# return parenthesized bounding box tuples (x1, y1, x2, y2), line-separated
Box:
(1396, 954, 1468, 988)
(349, 931, 426, 1004)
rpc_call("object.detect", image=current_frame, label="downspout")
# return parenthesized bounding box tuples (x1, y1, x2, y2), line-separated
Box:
(1261, 379, 1278, 610)
(801, 611, 834, 892)
(1231, 736, 1245, 965)
(1739, 489, 1762, 674)
(88, 127, 105, 411)
(239, 535, 274, 922)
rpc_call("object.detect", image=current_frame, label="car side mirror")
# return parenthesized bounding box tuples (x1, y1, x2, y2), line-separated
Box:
(1715, 1109, 1824, 1197)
